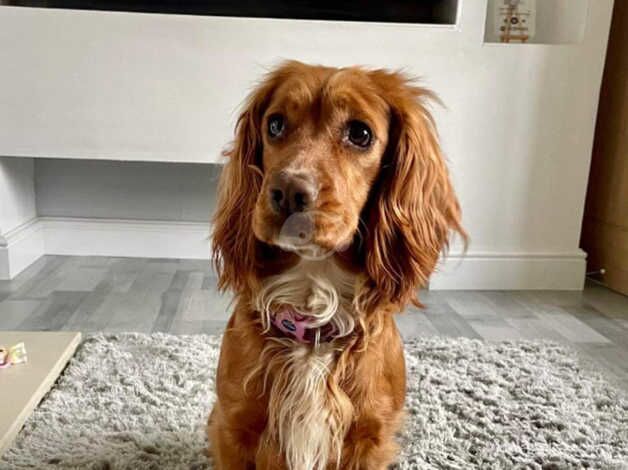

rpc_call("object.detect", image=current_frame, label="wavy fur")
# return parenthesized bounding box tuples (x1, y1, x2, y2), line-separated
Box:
(209, 61, 466, 470)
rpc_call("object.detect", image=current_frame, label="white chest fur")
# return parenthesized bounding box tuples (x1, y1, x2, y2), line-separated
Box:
(254, 258, 358, 341)
(250, 258, 357, 469)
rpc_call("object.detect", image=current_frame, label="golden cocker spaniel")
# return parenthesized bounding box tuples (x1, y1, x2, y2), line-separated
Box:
(208, 60, 465, 470)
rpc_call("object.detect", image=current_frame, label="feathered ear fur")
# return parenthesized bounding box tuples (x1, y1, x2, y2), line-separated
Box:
(212, 73, 278, 293)
(358, 71, 467, 312)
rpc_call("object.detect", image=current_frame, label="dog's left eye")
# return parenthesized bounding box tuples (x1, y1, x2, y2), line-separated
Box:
(346, 120, 372, 148)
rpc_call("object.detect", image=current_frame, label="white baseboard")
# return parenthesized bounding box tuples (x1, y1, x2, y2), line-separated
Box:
(41, 217, 211, 260)
(0, 218, 45, 280)
(430, 251, 587, 290)
(2, 216, 587, 290)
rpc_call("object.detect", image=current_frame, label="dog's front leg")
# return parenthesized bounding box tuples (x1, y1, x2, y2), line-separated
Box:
(255, 443, 289, 470)
(207, 405, 256, 470)
(339, 429, 400, 470)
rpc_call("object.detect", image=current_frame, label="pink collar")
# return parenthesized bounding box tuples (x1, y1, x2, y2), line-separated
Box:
(272, 306, 335, 344)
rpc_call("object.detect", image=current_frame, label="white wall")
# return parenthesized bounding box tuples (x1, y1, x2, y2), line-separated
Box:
(0, 157, 36, 234)
(34, 159, 220, 222)
(0, 157, 43, 279)
(0, 1, 615, 288)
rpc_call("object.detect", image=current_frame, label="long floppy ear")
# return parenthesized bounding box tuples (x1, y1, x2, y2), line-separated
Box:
(359, 72, 467, 312)
(212, 75, 277, 293)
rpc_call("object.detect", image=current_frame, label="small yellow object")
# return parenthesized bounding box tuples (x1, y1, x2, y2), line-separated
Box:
(0, 342, 28, 368)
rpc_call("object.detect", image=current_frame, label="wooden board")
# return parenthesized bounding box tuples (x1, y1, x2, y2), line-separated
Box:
(581, 0, 628, 295)
(0, 331, 81, 455)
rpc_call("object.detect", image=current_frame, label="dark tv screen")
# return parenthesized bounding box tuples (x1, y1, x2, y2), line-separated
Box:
(2, 0, 458, 24)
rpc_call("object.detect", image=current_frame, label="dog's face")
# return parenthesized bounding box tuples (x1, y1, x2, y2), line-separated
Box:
(252, 67, 390, 258)
(213, 61, 466, 310)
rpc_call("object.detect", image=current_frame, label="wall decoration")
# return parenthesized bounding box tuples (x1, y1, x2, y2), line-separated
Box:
(495, 0, 536, 43)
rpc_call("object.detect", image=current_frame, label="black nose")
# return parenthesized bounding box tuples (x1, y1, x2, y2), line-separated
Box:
(268, 172, 316, 215)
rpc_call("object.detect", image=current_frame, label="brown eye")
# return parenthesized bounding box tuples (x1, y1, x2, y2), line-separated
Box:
(268, 114, 285, 138)
(347, 120, 372, 148)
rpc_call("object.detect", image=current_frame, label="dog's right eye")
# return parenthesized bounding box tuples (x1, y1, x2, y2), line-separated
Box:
(268, 114, 285, 139)
(346, 120, 372, 149)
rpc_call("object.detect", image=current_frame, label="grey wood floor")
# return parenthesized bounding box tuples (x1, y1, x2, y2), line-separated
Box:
(1, 255, 627, 391)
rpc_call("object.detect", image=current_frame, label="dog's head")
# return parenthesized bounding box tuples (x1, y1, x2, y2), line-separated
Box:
(213, 61, 466, 310)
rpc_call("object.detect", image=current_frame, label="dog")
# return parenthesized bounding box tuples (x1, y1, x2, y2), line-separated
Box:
(208, 60, 466, 470)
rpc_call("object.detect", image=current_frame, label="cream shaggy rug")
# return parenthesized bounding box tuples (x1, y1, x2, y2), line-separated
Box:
(2, 333, 627, 469)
